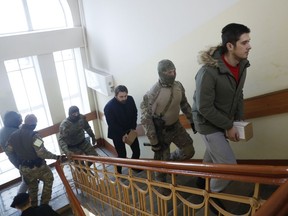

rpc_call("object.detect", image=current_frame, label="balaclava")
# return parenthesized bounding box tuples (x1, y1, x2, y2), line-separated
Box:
(157, 59, 176, 87)
(3, 111, 22, 128)
(24, 114, 37, 130)
(68, 106, 80, 122)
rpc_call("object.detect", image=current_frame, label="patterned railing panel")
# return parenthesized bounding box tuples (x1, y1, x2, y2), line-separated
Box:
(56, 155, 288, 216)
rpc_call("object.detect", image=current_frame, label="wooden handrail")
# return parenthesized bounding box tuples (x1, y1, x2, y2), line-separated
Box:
(254, 180, 288, 216)
(2, 89, 287, 214)
(0, 111, 99, 153)
(68, 154, 288, 215)
(180, 88, 288, 129)
(55, 161, 86, 216)
(71, 155, 288, 185)
(33, 88, 288, 137)
(37, 111, 98, 138)
(244, 88, 288, 119)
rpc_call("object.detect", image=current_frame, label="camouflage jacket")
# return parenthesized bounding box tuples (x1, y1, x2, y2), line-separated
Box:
(192, 46, 250, 134)
(140, 80, 193, 145)
(6, 124, 58, 168)
(58, 114, 94, 154)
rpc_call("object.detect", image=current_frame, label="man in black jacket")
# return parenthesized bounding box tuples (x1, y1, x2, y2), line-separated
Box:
(7, 114, 62, 206)
(11, 193, 60, 216)
(104, 85, 140, 174)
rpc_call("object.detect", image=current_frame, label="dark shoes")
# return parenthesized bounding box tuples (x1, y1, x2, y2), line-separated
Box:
(132, 168, 142, 173)
(196, 177, 205, 189)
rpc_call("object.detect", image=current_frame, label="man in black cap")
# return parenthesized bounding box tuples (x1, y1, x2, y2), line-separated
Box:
(11, 193, 60, 216)
(58, 106, 99, 159)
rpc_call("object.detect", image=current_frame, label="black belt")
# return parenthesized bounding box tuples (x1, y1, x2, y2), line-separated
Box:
(21, 158, 44, 168)
(164, 121, 178, 131)
(70, 139, 85, 148)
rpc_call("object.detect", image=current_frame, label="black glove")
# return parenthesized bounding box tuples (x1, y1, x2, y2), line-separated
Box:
(91, 136, 97, 145)
(152, 143, 162, 152)
(191, 123, 197, 134)
(57, 155, 68, 163)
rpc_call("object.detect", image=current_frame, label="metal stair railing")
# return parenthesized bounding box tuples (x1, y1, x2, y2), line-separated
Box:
(55, 155, 288, 216)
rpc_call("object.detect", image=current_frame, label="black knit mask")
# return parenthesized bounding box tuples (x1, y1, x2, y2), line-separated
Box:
(68, 106, 80, 122)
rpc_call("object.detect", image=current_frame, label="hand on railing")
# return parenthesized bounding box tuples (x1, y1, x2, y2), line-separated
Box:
(66, 152, 75, 161)
(56, 155, 68, 163)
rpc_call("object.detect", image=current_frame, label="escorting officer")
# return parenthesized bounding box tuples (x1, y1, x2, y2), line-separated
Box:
(0, 111, 28, 193)
(141, 59, 196, 182)
(6, 114, 64, 206)
(58, 106, 99, 159)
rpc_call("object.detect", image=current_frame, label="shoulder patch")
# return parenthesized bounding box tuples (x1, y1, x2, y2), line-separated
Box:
(33, 138, 43, 147)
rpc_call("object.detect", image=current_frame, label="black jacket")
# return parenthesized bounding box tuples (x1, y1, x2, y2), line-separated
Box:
(21, 204, 60, 216)
(104, 96, 138, 139)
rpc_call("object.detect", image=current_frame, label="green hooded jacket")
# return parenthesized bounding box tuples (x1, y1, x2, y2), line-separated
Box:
(192, 46, 250, 134)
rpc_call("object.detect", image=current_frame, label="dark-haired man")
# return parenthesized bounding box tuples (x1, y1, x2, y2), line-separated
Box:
(104, 85, 140, 174)
(192, 23, 251, 192)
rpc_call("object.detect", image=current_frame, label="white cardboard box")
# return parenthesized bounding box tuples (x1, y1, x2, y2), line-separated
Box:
(233, 121, 253, 141)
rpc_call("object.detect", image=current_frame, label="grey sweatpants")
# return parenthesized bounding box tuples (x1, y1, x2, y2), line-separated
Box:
(201, 131, 237, 192)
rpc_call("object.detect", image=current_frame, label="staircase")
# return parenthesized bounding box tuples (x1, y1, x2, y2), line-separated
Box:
(55, 155, 285, 216)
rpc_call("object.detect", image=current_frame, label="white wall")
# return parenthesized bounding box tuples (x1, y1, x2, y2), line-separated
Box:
(80, 0, 288, 160)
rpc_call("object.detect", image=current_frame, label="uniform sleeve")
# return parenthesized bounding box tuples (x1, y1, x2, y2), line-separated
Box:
(140, 93, 158, 145)
(82, 115, 95, 138)
(33, 134, 58, 160)
(5, 143, 21, 168)
(58, 121, 70, 154)
(178, 82, 193, 123)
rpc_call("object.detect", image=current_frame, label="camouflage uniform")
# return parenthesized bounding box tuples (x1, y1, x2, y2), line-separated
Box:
(141, 59, 195, 181)
(6, 114, 59, 206)
(58, 108, 98, 158)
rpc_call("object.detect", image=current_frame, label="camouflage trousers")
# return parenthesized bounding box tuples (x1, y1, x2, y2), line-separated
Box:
(68, 139, 98, 168)
(20, 163, 54, 206)
(68, 139, 98, 156)
(155, 121, 195, 182)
